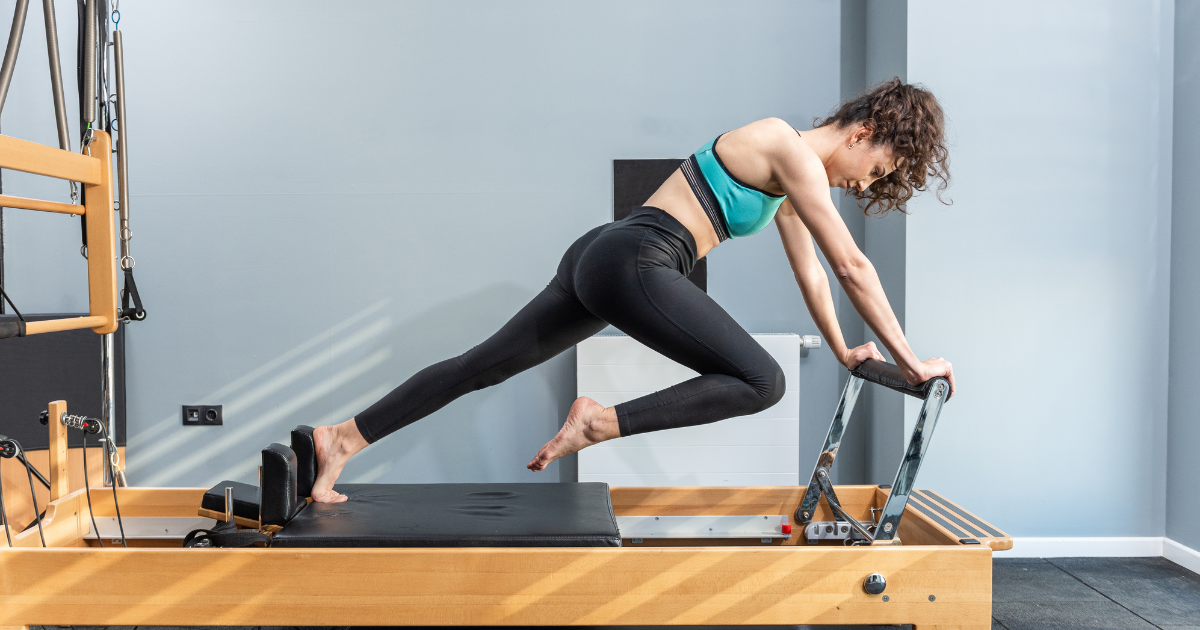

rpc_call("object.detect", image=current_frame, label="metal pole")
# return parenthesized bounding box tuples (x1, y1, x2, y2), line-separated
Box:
(94, 0, 105, 131)
(113, 28, 129, 262)
(42, 0, 69, 150)
(81, 0, 94, 125)
(101, 331, 118, 486)
(0, 0, 30, 116)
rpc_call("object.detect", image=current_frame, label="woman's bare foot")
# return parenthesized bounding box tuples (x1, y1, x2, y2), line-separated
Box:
(527, 397, 620, 472)
(311, 419, 369, 503)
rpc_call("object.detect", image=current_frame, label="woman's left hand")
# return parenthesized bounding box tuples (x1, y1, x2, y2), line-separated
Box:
(841, 341, 886, 370)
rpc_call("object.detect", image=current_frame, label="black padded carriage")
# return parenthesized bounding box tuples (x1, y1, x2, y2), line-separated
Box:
(272, 482, 620, 548)
(202, 426, 621, 548)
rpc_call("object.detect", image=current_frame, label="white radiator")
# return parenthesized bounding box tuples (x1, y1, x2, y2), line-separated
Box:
(576, 333, 800, 487)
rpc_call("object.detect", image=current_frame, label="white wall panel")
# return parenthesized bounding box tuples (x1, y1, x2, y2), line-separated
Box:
(578, 333, 800, 486)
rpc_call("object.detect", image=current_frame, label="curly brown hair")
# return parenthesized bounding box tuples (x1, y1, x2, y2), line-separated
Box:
(815, 78, 951, 215)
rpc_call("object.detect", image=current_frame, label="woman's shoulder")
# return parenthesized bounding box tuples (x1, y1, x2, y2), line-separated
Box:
(729, 117, 800, 140)
(740, 119, 823, 171)
(728, 118, 828, 196)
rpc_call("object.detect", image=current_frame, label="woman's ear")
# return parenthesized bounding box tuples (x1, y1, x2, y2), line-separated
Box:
(852, 125, 874, 145)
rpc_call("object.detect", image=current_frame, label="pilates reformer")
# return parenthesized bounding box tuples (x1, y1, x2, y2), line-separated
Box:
(0, 361, 1009, 629)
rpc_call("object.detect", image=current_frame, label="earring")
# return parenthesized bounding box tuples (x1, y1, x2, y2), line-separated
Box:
(848, 143, 855, 149)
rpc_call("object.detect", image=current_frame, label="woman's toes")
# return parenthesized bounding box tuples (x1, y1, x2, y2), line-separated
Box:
(312, 489, 346, 504)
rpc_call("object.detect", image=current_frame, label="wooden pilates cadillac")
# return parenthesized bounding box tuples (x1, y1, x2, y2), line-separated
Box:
(0, 132, 119, 339)
(0, 365, 1010, 629)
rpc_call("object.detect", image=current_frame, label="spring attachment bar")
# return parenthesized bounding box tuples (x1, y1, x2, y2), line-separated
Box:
(59, 412, 103, 434)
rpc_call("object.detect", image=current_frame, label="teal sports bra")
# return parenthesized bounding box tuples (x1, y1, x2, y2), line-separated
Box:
(683, 133, 786, 240)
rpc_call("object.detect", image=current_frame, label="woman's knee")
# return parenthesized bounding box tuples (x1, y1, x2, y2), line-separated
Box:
(746, 357, 786, 413)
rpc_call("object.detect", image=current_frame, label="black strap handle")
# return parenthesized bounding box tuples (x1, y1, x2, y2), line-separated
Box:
(850, 358, 935, 399)
(119, 268, 146, 321)
(0, 284, 26, 339)
(183, 521, 271, 548)
(0, 320, 25, 339)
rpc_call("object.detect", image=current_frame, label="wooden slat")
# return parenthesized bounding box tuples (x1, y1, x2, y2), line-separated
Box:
(86, 487, 208, 518)
(46, 401, 70, 501)
(23, 316, 108, 336)
(911, 490, 1012, 552)
(0, 447, 122, 537)
(197, 507, 259, 529)
(0, 134, 102, 184)
(0, 544, 993, 627)
(82, 130, 118, 335)
(0, 194, 84, 215)
(2, 488, 90, 548)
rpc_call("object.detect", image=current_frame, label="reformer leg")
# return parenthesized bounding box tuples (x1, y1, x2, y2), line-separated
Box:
(796, 375, 864, 524)
(871, 377, 950, 543)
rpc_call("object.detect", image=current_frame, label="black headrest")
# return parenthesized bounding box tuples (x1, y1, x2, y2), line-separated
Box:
(200, 480, 260, 521)
(260, 443, 305, 526)
(291, 425, 316, 499)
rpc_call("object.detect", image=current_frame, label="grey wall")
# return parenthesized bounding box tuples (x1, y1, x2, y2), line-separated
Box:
(832, 0, 869, 484)
(905, 0, 1175, 536)
(1168, 0, 1200, 551)
(1, 0, 843, 487)
(833, 0, 908, 486)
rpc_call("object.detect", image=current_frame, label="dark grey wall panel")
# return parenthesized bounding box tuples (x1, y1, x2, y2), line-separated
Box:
(1168, 0, 1200, 552)
(0, 314, 126, 450)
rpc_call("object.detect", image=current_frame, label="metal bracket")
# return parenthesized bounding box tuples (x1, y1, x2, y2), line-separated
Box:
(796, 376, 863, 523)
(796, 370, 951, 545)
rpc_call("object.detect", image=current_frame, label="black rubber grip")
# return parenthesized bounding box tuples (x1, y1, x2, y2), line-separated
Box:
(0, 320, 26, 339)
(850, 358, 936, 399)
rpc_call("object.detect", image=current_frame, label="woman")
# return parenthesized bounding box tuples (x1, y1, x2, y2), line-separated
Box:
(310, 78, 955, 503)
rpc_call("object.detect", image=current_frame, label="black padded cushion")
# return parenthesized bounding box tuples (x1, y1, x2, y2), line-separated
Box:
(291, 425, 316, 499)
(200, 480, 260, 520)
(260, 443, 305, 526)
(271, 482, 621, 548)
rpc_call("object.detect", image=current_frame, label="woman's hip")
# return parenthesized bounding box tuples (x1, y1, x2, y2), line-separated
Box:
(556, 206, 698, 293)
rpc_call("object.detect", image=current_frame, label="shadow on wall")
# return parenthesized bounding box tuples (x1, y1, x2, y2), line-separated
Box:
(131, 282, 580, 487)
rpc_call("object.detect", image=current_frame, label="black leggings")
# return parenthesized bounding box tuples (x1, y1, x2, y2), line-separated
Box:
(354, 206, 786, 443)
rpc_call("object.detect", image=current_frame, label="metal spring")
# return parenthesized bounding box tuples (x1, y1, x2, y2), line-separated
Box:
(59, 413, 95, 431)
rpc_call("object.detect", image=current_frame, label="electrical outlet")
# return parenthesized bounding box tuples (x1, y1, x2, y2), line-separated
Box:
(182, 405, 222, 426)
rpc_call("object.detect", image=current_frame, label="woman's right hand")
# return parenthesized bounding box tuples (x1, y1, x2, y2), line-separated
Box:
(907, 357, 956, 399)
(841, 341, 886, 370)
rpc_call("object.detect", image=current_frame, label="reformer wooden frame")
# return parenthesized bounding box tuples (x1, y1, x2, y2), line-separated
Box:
(0, 131, 117, 335)
(0, 402, 1011, 629)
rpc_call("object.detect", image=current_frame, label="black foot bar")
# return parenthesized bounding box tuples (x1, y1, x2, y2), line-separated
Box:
(796, 359, 951, 545)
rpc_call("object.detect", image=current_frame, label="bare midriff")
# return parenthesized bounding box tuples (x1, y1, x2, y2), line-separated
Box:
(645, 168, 721, 260)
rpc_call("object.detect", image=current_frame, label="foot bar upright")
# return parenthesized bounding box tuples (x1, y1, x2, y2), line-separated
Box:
(796, 359, 951, 545)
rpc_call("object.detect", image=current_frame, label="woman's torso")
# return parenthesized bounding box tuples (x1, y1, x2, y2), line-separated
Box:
(645, 121, 794, 259)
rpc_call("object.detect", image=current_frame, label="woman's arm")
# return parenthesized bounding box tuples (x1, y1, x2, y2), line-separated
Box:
(775, 199, 884, 368)
(766, 122, 946, 389)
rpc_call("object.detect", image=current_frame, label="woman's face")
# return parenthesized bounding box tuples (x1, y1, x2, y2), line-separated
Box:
(826, 129, 900, 192)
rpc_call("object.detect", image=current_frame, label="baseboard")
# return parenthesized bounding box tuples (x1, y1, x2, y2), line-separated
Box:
(1000, 537, 1165, 558)
(1164, 538, 1200, 574)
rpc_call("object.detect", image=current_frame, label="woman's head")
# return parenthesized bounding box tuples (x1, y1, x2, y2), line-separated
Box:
(816, 78, 950, 215)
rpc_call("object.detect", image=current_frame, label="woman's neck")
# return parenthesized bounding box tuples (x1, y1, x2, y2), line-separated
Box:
(799, 124, 848, 169)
